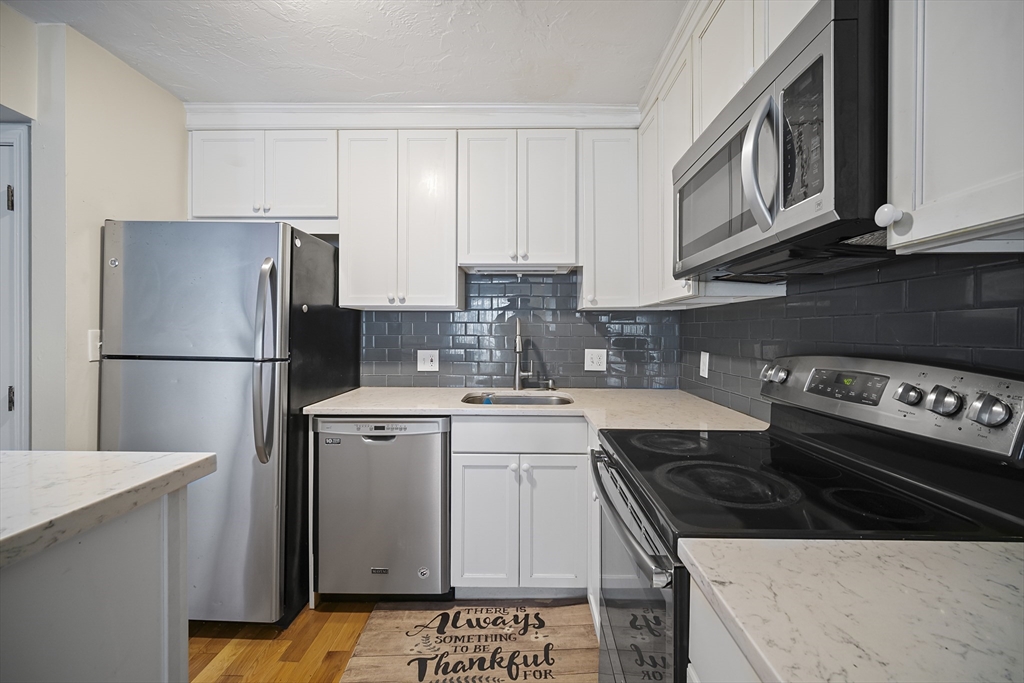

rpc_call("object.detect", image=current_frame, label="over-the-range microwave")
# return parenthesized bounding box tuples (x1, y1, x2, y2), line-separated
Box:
(673, 0, 889, 283)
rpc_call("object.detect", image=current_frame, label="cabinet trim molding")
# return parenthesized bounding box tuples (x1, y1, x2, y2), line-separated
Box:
(185, 103, 641, 131)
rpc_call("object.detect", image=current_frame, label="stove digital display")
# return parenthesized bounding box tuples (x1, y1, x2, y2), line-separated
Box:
(807, 369, 889, 405)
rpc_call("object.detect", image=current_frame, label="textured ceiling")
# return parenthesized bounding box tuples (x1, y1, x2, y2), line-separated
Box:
(9, 0, 687, 104)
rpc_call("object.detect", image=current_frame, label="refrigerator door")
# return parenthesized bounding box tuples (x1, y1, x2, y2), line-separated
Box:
(99, 358, 288, 623)
(102, 221, 291, 359)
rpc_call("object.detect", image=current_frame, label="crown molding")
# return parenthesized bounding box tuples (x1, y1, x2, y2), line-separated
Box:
(184, 102, 642, 130)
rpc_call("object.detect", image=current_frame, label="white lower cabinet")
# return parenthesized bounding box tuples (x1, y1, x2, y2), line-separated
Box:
(586, 428, 602, 636)
(451, 452, 587, 589)
(450, 417, 589, 591)
(688, 578, 761, 683)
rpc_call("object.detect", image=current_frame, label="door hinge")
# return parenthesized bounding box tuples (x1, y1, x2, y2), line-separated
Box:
(6, 185, 12, 211)
(7, 386, 13, 412)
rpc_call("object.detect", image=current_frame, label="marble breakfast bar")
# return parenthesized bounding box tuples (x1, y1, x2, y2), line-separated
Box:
(0, 450, 216, 683)
(679, 538, 1024, 683)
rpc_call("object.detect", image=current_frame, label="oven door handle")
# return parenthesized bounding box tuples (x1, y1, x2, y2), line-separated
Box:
(590, 448, 672, 589)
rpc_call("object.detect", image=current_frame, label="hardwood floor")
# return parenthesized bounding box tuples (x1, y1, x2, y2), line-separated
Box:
(188, 602, 374, 683)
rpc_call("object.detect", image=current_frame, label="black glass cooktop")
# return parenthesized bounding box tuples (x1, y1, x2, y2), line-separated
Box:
(599, 427, 1024, 548)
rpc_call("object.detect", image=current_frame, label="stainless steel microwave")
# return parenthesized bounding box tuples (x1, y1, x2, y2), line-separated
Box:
(673, 0, 889, 282)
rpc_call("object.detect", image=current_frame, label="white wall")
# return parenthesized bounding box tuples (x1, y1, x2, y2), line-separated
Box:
(0, 2, 37, 120)
(63, 28, 188, 449)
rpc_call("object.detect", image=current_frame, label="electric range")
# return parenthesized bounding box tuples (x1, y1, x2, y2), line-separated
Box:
(592, 356, 1024, 683)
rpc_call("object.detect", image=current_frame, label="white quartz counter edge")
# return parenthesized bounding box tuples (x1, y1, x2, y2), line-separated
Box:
(0, 450, 216, 569)
(677, 538, 1024, 683)
(303, 387, 768, 432)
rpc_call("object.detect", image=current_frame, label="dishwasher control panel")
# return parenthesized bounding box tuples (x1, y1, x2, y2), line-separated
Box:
(314, 417, 449, 437)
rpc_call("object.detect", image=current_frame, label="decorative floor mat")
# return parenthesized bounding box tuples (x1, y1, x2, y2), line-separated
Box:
(339, 599, 598, 683)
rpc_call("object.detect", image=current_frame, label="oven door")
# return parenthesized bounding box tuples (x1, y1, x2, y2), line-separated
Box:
(592, 450, 686, 682)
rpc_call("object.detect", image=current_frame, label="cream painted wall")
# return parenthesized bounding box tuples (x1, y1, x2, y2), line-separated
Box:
(0, 2, 38, 119)
(63, 27, 187, 449)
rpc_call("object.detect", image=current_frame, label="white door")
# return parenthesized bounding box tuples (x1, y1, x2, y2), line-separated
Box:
(659, 45, 698, 303)
(399, 130, 459, 308)
(517, 129, 577, 266)
(887, 0, 1024, 252)
(763, 0, 817, 58)
(578, 130, 640, 310)
(264, 130, 338, 218)
(0, 125, 29, 450)
(457, 130, 518, 266)
(338, 131, 399, 308)
(519, 455, 588, 589)
(191, 130, 265, 217)
(451, 453, 521, 588)
(693, 0, 757, 136)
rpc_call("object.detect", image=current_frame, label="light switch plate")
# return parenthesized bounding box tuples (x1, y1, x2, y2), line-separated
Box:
(417, 349, 439, 372)
(585, 349, 607, 372)
(699, 351, 709, 378)
(88, 329, 101, 362)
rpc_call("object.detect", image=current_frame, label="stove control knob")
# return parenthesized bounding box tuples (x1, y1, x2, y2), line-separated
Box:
(967, 393, 1012, 428)
(769, 366, 789, 383)
(892, 382, 923, 406)
(925, 385, 962, 416)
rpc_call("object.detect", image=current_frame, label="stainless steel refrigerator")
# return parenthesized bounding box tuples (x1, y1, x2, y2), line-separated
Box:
(99, 220, 359, 625)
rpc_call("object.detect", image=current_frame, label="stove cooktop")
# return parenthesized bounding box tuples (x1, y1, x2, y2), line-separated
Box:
(598, 427, 1024, 547)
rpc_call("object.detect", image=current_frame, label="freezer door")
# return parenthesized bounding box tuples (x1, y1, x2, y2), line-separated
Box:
(101, 221, 290, 359)
(99, 358, 287, 623)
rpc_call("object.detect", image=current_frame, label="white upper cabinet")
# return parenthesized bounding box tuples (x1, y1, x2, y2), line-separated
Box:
(458, 129, 576, 270)
(338, 131, 398, 308)
(517, 130, 577, 266)
(886, 0, 1024, 253)
(191, 130, 337, 219)
(339, 130, 461, 310)
(761, 0, 817, 59)
(692, 0, 756, 136)
(578, 130, 640, 310)
(639, 105, 664, 306)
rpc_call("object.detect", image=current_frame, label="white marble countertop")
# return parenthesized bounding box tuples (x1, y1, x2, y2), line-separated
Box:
(304, 387, 768, 431)
(678, 538, 1024, 683)
(0, 450, 216, 569)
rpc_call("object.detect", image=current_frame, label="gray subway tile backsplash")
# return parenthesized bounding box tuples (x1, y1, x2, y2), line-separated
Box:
(360, 273, 681, 389)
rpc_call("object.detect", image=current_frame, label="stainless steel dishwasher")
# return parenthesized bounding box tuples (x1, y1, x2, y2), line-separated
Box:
(314, 417, 450, 595)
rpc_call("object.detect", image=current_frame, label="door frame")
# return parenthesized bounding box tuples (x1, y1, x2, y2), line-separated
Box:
(0, 123, 30, 449)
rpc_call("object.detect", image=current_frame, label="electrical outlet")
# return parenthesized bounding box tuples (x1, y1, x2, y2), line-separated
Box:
(699, 351, 709, 378)
(585, 349, 607, 372)
(88, 329, 101, 362)
(417, 349, 439, 372)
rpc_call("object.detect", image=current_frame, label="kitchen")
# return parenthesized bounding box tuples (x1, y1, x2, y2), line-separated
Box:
(0, 1, 1021, 682)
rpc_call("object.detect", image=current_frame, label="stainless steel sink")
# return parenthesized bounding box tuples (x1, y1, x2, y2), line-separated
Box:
(461, 391, 574, 406)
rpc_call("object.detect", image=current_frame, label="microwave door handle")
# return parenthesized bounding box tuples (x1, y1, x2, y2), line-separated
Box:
(590, 449, 672, 589)
(741, 94, 777, 233)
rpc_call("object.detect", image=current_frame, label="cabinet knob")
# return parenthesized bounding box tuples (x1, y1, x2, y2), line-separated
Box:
(509, 463, 519, 472)
(387, 293, 396, 304)
(592, 490, 598, 502)
(874, 204, 904, 227)
(263, 204, 271, 213)
(398, 292, 406, 304)
(252, 204, 260, 213)
(521, 463, 531, 472)
(519, 251, 528, 260)
(586, 295, 595, 304)
(509, 251, 517, 262)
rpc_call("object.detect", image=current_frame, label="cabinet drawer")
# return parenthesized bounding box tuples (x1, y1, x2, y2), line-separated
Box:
(452, 416, 587, 453)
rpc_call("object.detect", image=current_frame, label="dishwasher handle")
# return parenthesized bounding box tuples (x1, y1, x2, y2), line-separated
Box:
(361, 435, 397, 443)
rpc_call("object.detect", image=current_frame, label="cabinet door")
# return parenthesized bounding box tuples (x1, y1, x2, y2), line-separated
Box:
(338, 131, 398, 308)
(191, 131, 264, 218)
(264, 130, 338, 218)
(887, 0, 1024, 252)
(457, 130, 518, 266)
(639, 104, 663, 306)
(517, 129, 577, 266)
(692, 0, 756, 136)
(764, 0, 816, 58)
(586, 430, 601, 636)
(451, 453, 520, 588)
(519, 455, 587, 589)
(658, 43, 698, 304)
(578, 130, 640, 310)
(398, 130, 460, 308)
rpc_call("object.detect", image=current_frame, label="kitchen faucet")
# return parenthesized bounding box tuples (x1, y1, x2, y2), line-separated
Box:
(512, 317, 534, 391)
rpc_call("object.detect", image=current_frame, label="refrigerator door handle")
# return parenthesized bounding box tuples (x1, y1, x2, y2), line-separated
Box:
(254, 257, 277, 361)
(252, 362, 275, 464)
